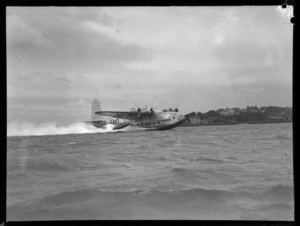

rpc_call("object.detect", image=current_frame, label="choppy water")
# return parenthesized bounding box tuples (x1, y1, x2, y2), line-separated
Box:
(7, 123, 294, 220)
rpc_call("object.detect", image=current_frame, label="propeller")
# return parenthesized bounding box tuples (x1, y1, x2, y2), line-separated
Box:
(137, 107, 141, 117)
(174, 103, 180, 112)
(149, 102, 155, 113)
(134, 104, 139, 111)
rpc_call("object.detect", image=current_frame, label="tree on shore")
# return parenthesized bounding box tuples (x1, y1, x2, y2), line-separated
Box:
(203, 110, 218, 118)
(184, 106, 292, 125)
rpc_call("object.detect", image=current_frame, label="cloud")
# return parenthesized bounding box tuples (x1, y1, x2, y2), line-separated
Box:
(7, 13, 55, 51)
(6, 7, 293, 123)
(29, 71, 71, 83)
(7, 96, 93, 125)
(210, 7, 291, 69)
(7, 7, 150, 74)
(7, 7, 154, 100)
(68, 98, 89, 106)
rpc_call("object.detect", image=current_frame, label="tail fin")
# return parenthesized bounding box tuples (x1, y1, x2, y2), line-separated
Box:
(91, 99, 102, 121)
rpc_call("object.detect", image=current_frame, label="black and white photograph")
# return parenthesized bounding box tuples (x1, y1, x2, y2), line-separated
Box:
(6, 6, 294, 221)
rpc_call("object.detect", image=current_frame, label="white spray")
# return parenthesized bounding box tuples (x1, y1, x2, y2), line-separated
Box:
(7, 121, 116, 137)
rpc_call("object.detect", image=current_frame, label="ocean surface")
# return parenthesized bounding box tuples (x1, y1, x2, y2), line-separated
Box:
(7, 123, 294, 220)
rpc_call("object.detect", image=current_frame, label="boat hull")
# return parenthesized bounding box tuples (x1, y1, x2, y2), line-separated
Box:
(153, 119, 185, 131)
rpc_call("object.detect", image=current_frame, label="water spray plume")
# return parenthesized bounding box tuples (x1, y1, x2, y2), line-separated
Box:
(7, 121, 116, 137)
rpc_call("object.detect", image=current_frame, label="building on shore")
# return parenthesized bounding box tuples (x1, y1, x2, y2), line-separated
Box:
(267, 115, 286, 121)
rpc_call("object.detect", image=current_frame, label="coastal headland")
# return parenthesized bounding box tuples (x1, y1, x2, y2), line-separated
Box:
(181, 106, 292, 127)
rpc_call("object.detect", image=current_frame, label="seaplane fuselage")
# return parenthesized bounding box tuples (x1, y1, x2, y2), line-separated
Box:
(130, 109, 184, 130)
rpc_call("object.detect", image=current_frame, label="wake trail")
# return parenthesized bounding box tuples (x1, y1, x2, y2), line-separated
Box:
(7, 121, 118, 137)
(7, 121, 151, 137)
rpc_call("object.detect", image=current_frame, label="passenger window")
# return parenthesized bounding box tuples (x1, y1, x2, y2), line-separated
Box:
(173, 117, 175, 119)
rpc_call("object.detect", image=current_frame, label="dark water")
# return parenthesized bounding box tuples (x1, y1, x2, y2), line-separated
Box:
(7, 123, 294, 220)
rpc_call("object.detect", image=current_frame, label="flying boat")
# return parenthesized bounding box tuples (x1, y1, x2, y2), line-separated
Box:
(86, 99, 185, 131)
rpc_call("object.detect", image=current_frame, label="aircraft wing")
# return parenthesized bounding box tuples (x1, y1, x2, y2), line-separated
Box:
(95, 111, 134, 119)
(84, 119, 106, 123)
(95, 111, 153, 119)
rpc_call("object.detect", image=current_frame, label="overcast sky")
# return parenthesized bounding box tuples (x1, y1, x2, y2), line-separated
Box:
(7, 6, 293, 125)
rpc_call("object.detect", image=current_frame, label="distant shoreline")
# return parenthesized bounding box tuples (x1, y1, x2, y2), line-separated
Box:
(180, 120, 292, 127)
